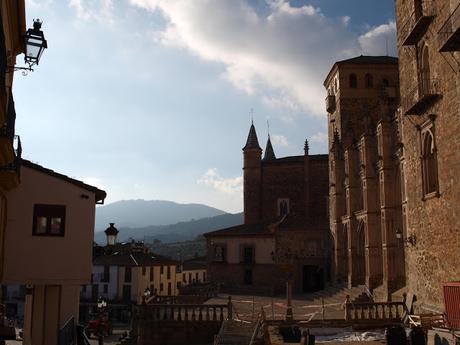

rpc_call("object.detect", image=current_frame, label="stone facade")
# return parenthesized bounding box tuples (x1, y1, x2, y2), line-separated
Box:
(325, 56, 406, 298)
(395, 0, 460, 311)
(205, 125, 330, 294)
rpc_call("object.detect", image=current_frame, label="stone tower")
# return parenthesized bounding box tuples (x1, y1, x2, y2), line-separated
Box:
(243, 123, 262, 224)
(324, 56, 404, 297)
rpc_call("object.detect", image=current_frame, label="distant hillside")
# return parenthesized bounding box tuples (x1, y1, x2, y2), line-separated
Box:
(94, 212, 243, 244)
(95, 199, 226, 231)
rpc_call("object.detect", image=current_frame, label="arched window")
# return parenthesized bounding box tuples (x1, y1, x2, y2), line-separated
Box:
(420, 45, 431, 93)
(349, 74, 357, 88)
(277, 198, 289, 216)
(421, 128, 438, 196)
(365, 73, 373, 88)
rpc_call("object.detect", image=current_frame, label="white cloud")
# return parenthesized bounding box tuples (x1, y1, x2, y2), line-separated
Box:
(359, 21, 397, 56)
(197, 169, 243, 195)
(271, 134, 289, 147)
(69, 0, 115, 26)
(81, 176, 105, 189)
(128, 0, 366, 117)
(26, 0, 54, 9)
(311, 131, 328, 143)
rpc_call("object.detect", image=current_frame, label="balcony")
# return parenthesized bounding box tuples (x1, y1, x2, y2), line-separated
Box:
(326, 94, 336, 113)
(399, 1, 435, 46)
(0, 135, 22, 189)
(438, 3, 460, 52)
(402, 78, 441, 115)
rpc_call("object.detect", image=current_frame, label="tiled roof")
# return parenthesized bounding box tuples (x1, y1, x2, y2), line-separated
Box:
(243, 123, 262, 151)
(336, 55, 398, 65)
(182, 258, 207, 270)
(94, 251, 178, 267)
(204, 222, 273, 237)
(21, 159, 107, 203)
(263, 136, 276, 161)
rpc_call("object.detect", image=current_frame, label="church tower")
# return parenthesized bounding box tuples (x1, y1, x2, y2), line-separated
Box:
(243, 123, 262, 224)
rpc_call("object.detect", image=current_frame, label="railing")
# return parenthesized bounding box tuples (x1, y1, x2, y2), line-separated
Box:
(399, 1, 436, 46)
(147, 294, 209, 305)
(438, 2, 460, 52)
(58, 317, 76, 345)
(344, 298, 406, 322)
(402, 78, 441, 115)
(137, 303, 232, 322)
(326, 95, 336, 113)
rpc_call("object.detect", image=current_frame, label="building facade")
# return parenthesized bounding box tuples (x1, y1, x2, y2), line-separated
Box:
(205, 124, 330, 294)
(325, 56, 405, 299)
(395, 0, 460, 311)
(2, 160, 106, 345)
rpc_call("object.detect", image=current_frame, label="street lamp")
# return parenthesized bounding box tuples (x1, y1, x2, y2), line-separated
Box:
(24, 19, 48, 67)
(396, 229, 416, 247)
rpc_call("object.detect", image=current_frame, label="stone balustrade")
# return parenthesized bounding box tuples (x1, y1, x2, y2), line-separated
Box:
(344, 298, 405, 321)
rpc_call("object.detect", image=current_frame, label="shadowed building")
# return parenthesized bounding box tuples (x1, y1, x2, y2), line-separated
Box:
(205, 124, 330, 295)
(324, 56, 405, 299)
(395, 0, 460, 312)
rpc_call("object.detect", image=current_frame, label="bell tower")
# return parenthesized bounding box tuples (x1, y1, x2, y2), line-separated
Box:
(243, 123, 262, 224)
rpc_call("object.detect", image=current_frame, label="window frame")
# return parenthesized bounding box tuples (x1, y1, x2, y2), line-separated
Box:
(32, 204, 66, 237)
(420, 118, 439, 199)
(277, 198, 290, 216)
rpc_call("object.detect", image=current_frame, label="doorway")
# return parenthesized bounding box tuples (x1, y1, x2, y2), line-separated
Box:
(244, 269, 253, 285)
(302, 265, 324, 292)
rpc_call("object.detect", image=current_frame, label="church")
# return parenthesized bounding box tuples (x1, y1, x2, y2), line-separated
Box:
(204, 124, 330, 294)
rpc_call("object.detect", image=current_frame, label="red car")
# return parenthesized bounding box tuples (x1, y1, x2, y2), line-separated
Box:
(85, 314, 113, 338)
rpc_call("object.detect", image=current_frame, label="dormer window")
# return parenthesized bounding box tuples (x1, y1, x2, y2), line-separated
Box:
(278, 198, 290, 216)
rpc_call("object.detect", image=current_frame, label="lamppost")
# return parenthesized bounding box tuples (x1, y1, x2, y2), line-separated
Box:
(271, 249, 295, 322)
(96, 297, 108, 345)
(9, 19, 48, 74)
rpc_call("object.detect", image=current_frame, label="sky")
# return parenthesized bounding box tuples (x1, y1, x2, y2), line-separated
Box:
(15, 0, 397, 213)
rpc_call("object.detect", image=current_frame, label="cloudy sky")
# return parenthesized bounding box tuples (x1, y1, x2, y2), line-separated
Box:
(15, 0, 397, 213)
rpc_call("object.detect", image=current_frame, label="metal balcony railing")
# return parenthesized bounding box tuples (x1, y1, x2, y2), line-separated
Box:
(326, 94, 336, 113)
(402, 78, 441, 115)
(399, 1, 436, 46)
(438, 2, 460, 52)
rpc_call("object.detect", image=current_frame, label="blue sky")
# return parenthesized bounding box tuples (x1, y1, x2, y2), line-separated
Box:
(15, 0, 396, 213)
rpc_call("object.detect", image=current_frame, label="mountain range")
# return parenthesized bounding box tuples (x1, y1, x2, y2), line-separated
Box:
(94, 199, 243, 244)
(95, 199, 227, 231)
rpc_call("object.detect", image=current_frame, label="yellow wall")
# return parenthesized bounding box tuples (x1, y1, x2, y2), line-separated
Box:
(177, 269, 207, 286)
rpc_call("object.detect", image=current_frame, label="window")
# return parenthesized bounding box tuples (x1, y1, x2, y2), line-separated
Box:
(102, 265, 110, 282)
(142, 267, 146, 276)
(160, 283, 164, 292)
(182, 273, 186, 283)
(160, 266, 164, 275)
(419, 45, 431, 94)
(177, 282, 181, 289)
(277, 199, 289, 216)
(168, 282, 172, 295)
(189, 273, 192, 283)
(103, 284, 108, 293)
(122, 285, 131, 301)
(32, 204, 66, 236)
(195, 272, 199, 282)
(421, 122, 438, 197)
(150, 267, 154, 282)
(213, 245, 226, 262)
(349, 74, 357, 88)
(365, 73, 373, 88)
(203, 272, 206, 282)
(167, 266, 171, 279)
(242, 246, 254, 264)
(124, 267, 132, 283)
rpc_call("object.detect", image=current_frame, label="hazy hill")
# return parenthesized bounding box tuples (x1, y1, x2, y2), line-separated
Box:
(94, 212, 243, 244)
(95, 199, 226, 231)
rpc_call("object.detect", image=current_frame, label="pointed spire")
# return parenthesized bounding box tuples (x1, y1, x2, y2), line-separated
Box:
(304, 139, 309, 155)
(243, 123, 262, 151)
(263, 135, 276, 160)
